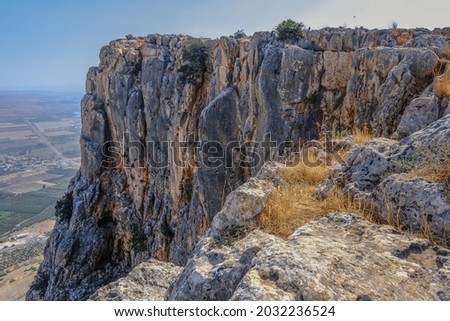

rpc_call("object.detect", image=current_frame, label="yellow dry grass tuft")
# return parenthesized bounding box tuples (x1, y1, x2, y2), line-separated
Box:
(402, 152, 450, 185)
(434, 68, 450, 99)
(282, 159, 330, 186)
(352, 125, 373, 145)
(390, 22, 399, 38)
(259, 183, 325, 238)
(432, 160, 450, 185)
(259, 157, 376, 238)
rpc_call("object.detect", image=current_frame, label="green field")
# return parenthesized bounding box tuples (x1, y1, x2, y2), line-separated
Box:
(0, 91, 81, 236)
(0, 138, 47, 156)
(46, 168, 77, 176)
(0, 192, 57, 214)
(0, 177, 74, 236)
(0, 211, 12, 219)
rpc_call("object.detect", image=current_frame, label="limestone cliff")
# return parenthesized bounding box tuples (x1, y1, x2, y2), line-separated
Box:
(28, 27, 450, 300)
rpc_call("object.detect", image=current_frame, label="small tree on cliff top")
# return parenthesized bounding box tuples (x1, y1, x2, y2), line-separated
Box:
(178, 40, 208, 85)
(275, 19, 305, 41)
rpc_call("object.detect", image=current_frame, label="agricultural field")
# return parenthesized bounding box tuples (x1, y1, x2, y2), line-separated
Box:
(0, 220, 55, 300)
(0, 91, 82, 296)
(0, 168, 77, 236)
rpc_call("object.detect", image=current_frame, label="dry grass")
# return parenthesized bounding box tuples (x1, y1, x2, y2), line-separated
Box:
(431, 160, 450, 185)
(282, 159, 331, 185)
(259, 130, 375, 238)
(434, 68, 450, 99)
(444, 46, 450, 60)
(417, 215, 450, 247)
(390, 22, 399, 38)
(433, 59, 450, 99)
(259, 158, 376, 238)
(261, 159, 449, 247)
(396, 32, 413, 46)
(352, 125, 373, 145)
(402, 150, 450, 185)
(260, 145, 449, 248)
(259, 183, 325, 238)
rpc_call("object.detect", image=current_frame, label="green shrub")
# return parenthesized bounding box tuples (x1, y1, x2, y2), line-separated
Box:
(233, 29, 246, 39)
(275, 19, 305, 41)
(178, 41, 208, 85)
(30, 272, 49, 295)
(131, 225, 147, 252)
(55, 192, 73, 221)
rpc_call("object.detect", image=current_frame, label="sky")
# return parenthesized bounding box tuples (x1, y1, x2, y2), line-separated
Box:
(0, 0, 449, 92)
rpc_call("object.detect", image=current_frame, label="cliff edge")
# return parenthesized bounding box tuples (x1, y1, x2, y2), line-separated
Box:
(28, 27, 450, 300)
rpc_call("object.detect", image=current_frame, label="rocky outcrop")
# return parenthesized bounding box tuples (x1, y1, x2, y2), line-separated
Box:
(316, 114, 450, 240)
(29, 27, 450, 300)
(168, 230, 279, 301)
(395, 85, 449, 139)
(168, 213, 450, 300)
(168, 162, 282, 300)
(89, 259, 181, 301)
(230, 214, 450, 301)
(208, 162, 283, 238)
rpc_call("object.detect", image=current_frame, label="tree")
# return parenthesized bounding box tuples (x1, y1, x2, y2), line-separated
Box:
(178, 41, 208, 85)
(233, 29, 246, 39)
(55, 192, 73, 221)
(275, 19, 305, 41)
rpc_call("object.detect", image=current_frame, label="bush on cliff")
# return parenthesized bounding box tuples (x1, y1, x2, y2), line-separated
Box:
(233, 29, 246, 39)
(30, 271, 49, 295)
(131, 225, 147, 252)
(275, 19, 305, 41)
(178, 40, 208, 85)
(55, 192, 73, 221)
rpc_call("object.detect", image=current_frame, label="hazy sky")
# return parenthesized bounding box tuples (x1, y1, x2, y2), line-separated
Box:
(0, 0, 449, 92)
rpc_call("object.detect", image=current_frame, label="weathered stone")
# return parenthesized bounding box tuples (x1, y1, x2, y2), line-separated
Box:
(373, 175, 450, 236)
(231, 214, 450, 301)
(89, 260, 181, 301)
(317, 114, 450, 241)
(209, 162, 283, 237)
(168, 213, 450, 301)
(396, 94, 440, 139)
(168, 230, 279, 301)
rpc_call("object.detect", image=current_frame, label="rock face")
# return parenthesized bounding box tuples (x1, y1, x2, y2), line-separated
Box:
(395, 85, 442, 139)
(29, 27, 450, 300)
(89, 259, 181, 301)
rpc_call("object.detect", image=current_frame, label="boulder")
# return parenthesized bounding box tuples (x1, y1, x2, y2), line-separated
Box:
(317, 114, 450, 241)
(89, 260, 181, 301)
(168, 213, 450, 300)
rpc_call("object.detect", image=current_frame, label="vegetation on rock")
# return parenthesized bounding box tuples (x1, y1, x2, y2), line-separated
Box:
(232, 29, 246, 39)
(131, 225, 147, 252)
(260, 153, 375, 238)
(434, 65, 450, 99)
(29, 271, 49, 295)
(275, 19, 305, 41)
(178, 40, 208, 85)
(55, 192, 73, 221)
